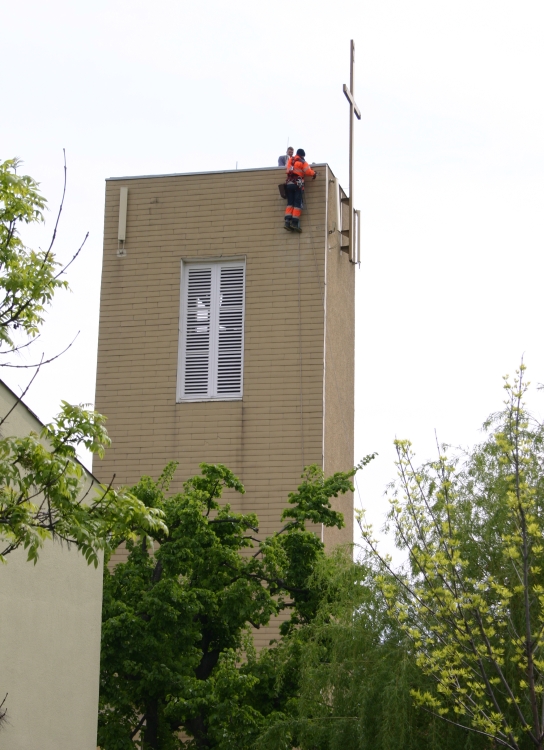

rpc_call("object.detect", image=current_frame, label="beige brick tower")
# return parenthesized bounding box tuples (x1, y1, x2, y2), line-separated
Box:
(95, 165, 355, 562)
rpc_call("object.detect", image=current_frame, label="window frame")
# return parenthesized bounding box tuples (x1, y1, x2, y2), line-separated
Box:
(176, 258, 246, 403)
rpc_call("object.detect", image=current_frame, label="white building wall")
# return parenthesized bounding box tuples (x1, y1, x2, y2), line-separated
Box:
(0, 382, 103, 750)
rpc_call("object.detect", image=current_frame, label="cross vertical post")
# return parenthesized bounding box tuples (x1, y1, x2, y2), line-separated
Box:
(343, 39, 361, 263)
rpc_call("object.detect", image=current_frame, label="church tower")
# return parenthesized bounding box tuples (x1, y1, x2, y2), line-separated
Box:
(95, 164, 356, 570)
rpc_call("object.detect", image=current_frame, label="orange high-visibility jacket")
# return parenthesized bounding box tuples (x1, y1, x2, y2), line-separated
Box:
(285, 155, 316, 185)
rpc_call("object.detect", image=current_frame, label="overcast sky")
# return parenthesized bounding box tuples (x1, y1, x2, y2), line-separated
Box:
(2, 0, 543, 547)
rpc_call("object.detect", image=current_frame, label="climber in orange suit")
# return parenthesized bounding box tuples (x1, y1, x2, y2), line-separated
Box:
(284, 149, 317, 232)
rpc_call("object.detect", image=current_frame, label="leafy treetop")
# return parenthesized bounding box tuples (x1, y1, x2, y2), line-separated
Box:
(98, 459, 371, 750)
(0, 157, 165, 566)
(0, 157, 66, 352)
(360, 365, 544, 750)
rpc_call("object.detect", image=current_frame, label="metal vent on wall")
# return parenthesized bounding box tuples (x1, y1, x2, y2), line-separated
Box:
(178, 262, 245, 401)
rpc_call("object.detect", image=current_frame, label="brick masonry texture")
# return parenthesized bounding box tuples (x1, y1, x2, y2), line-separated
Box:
(95, 165, 355, 648)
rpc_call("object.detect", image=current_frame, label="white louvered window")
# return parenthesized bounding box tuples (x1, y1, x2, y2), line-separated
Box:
(177, 261, 245, 401)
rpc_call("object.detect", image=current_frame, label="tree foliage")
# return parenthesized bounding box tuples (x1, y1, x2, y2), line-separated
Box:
(256, 550, 484, 750)
(360, 365, 544, 750)
(259, 366, 544, 750)
(98, 461, 367, 749)
(0, 401, 166, 564)
(0, 157, 66, 352)
(0, 157, 165, 565)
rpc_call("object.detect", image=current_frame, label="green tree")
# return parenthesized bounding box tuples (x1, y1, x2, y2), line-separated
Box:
(360, 365, 544, 749)
(256, 550, 484, 750)
(0, 157, 65, 353)
(98, 460, 368, 749)
(0, 401, 165, 565)
(0, 157, 165, 565)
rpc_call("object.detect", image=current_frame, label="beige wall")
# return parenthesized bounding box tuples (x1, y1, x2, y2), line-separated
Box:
(95, 165, 355, 645)
(0, 383, 103, 750)
(323, 173, 355, 548)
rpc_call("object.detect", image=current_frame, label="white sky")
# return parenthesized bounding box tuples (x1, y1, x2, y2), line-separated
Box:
(2, 0, 544, 547)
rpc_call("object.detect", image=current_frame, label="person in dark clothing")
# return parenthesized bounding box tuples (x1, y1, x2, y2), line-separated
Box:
(284, 148, 317, 232)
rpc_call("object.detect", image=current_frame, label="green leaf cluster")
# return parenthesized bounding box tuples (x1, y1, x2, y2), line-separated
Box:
(0, 158, 66, 349)
(0, 400, 166, 565)
(0, 157, 168, 566)
(359, 365, 544, 750)
(98, 460, 365, 749)
(255, 550, 484, 750)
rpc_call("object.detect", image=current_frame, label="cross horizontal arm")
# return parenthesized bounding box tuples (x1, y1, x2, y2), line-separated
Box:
(343, 84, 361, 120)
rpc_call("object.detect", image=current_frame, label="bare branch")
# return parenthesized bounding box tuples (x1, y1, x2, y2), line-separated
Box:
(54, 231, 89, 280)
(130, 714, 146, 740)
(0, 332, 79, 369)
(44, 149, 67, 259)
(0, 335, 41, 355)
(0, 693, 8, 730)
(0, 356, 43, 427)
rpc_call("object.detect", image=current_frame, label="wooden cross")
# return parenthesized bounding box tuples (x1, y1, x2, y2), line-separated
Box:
(343, 39, 361, 263)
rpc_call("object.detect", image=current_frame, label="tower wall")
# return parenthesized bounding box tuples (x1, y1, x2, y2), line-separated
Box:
(95, 166, 355, 645)
(323, 176, 356, 547)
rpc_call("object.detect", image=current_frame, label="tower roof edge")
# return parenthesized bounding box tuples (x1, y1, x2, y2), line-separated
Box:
(106, 163, 332, 182)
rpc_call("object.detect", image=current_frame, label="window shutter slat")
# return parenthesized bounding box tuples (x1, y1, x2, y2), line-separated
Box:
(183, 266, 212, 396)
(178, 261, 245, 401)
(216, 265, 245, 396)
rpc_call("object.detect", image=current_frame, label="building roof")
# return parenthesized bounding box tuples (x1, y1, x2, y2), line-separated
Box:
(107, 163, 330, 182)
(0, 378, 100, 483)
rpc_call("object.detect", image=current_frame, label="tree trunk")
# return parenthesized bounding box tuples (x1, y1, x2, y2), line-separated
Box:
(183, 641, 220, 748)
(185, 715, 211, 749)
(144, 699, 159, 750)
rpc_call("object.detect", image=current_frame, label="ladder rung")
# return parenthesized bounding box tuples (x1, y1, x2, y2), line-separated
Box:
(341, 229, 350, 237)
